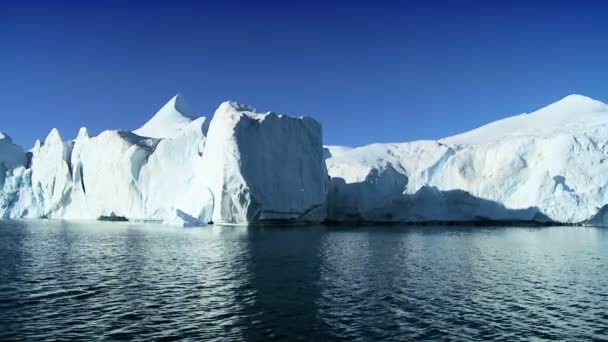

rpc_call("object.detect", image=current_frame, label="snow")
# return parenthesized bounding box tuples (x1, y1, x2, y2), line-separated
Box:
(201, 101, 328, 224)
(139, 117, 213, 225)
(441, 94, 608, 145)
(65, 122, 214, 226)
(4, 93, 608, 226)
(0, 95, 211, 226)
(0, 96, 326, 226)
(326, 94, 608, 225)
(323, 145, 353, 159)
(30, 129, 74, 217)
(69, 130, 158, 219)
(133, 94, 198, 139)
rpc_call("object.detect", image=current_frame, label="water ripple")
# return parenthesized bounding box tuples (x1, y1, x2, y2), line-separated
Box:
(0, 221, 607, 341)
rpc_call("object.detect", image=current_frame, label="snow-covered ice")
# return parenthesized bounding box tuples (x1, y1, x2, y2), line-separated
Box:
(326, 94, 608, 225)
(30, 129, 74, 217)
(3, 93, 608, 226)
(0, 95, 208, 226)
(202, 101, 328, 224)
(441, 94, 608, 145)
(139, 117, 213, 224)
(0, 95, 327, 226)
(133, 94, 198, 139)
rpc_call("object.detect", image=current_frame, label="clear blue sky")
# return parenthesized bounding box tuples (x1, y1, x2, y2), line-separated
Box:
(2, 0, 607, 148)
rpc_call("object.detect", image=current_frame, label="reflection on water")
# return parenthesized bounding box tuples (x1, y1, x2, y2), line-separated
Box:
(0, 221, 607, 340)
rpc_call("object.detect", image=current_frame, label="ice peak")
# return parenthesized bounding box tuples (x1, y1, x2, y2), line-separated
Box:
(441, 94, 608, 146)
(76, 127, 90, 140)
(533, 94, 607, 116)
(133, 94, 199, 139)
(45, 128, 63, 145)
(217, 101, 256, 114)
(0, 132, 12, 143)
(562, 93, 595, 101)
(168, 93, 197, 120)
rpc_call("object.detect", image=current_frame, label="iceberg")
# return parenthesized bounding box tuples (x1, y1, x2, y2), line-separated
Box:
(0, 95, 327, 226)
(3, 93, 608, 226)
(139, 117, 213, 224)
(326, 94, 608, 225)
(0, 96, 207, 225)
(201, 101, 328, 224)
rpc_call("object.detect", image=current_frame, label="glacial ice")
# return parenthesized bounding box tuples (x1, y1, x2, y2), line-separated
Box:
(30, 129, 74, 217)
(133, 94, 198, 139)
(139, 117, 213, 224)
(3, 93, 608, 226)
(201, 101, 328, 224)
(0, 95, 327, 226)
(1, 96, 209, 225)
(326, 94, 608, 225)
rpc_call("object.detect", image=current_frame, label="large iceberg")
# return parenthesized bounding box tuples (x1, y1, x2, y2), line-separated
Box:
(0, 95, 211, 225)
(326, 94, 608, 225)
(0, 95, 327, 226)
(3, 93, 608, 226)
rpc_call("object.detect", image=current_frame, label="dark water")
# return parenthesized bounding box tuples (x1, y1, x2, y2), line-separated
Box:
(0, 220, 607, 341)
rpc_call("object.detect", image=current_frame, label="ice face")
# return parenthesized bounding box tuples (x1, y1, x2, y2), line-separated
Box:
(326, 95, 608, 225)
(4, 94, 608, 226)
(201, 101, 328, 224)
(139, 117, 213, 224)
(29, 129, 74, 217)
(0, 96, 328, 226)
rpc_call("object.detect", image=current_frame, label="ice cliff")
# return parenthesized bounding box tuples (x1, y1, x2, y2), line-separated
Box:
(202, 102, 327, 224)
(326, 94, 608, 225)
(0, 95, 328, 226)
(3, 93, 608, 226)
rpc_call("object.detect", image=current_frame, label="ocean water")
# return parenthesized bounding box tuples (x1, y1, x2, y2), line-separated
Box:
(0, 220, 607, 341)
